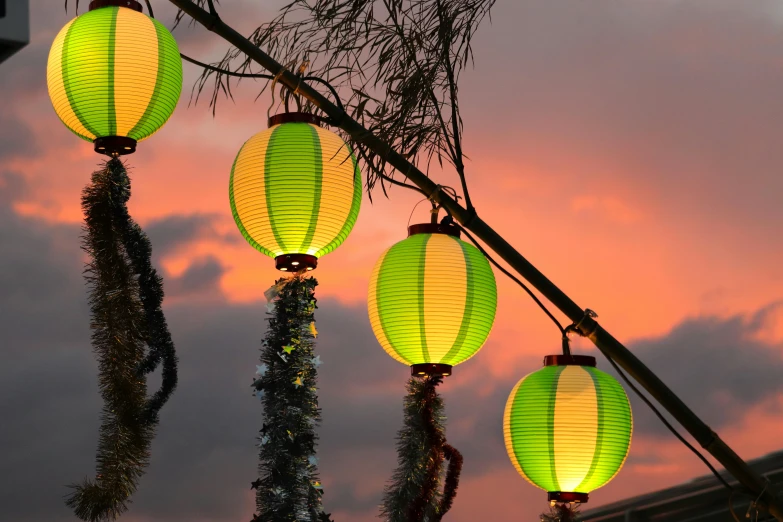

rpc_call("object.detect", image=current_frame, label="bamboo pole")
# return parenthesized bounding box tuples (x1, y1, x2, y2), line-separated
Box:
(165, 0, 783, 517)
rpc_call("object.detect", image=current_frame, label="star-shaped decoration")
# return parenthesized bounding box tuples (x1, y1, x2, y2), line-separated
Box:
(311, 355, 322, 368)
(255, 364, 268, 377)
(278, 352, 288, 362)
(312, 480, 323, 490)
(318, 512, 332, 522)
(282, 345, 295, 354)
(309, 322, 318, 337)
(308, 455, 319, 466)
(260, 423, 268, 435)
(272, 486, 285, 497)
(259, 435, 270, 446)
(287, 429, 295, 441)
(255, 389, 265, 400)
(293, 377, 303, 387)
(250, 479, 262, 490)
(265, 302, 276, 313)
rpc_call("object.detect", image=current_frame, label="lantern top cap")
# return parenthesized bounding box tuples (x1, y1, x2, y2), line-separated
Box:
(89, 0, 143, 11)
(543, 354, 596, 367)
(268, 112, 323, 128)
(408, 223, 460, 238)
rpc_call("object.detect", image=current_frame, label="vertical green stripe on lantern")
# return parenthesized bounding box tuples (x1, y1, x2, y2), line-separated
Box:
(61, 9, 108, 139)
(441, 237, 475, 365)
(508, 366, 565, 492)
(299, 124, 323, 252)
(584, 366, 633, 488)
(106, 7, 118, 136)
(417, 234, 432, 363)
(576, 367, 606, 492)
(264, 125, 290, 253)
(547, 367, 563, 493)
(128, 17, 182, 141)
(264, 123, 322, 254)
(337, 148, 363, 252)
(554, 366, 599, 492)
(503, 376, 529, 480)
(127, 17, 162, 139)
(229, 140, 273, 256)
(370, 248, 398, 361)
(374, 236, 428, 365)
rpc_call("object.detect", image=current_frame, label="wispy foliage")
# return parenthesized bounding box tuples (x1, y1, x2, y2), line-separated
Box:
(185, 0, 494, 204)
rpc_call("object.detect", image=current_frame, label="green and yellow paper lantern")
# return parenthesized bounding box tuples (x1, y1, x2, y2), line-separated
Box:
(47, 0, 183, 155)
(229, 112, 362, 271)
(503, 354, 633, 504)
(368, 223, 497, 376)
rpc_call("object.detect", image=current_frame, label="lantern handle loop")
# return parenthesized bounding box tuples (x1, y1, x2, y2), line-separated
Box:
(561, 331, 572, 357)
(268, 65, 292, 121)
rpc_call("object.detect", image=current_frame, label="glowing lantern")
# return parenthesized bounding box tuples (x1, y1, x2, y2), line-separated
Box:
(229, 113, 363, 271)
(503, 355, 633, 504)
(367, 223, 497, 376)
(46, 0, 183, 155)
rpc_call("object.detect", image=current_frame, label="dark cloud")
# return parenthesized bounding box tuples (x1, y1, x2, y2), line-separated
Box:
(612, 306, 783, 437)
(0, 171, 30, 204)
(163, 255, 225, 298)
(145, 214, 238, 262)
(0, 108, 37, 161)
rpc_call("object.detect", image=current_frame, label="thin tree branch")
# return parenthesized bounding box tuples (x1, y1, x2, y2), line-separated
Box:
(182, 53, 274, 79)
(435, 0, 473, 211)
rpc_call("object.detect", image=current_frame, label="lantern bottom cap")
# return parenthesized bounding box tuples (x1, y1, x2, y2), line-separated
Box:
(275, 254, 318, 272)
(411, 363, 452, 377)
(94, 136, 137, 156)
(548, 492, 589, 504)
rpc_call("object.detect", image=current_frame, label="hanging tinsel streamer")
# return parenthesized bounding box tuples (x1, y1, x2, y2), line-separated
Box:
(380, 376, 463, 522)
(250, 274, 332, 522)
(65, 158, 178, 522)
(540, 503, 583, 522)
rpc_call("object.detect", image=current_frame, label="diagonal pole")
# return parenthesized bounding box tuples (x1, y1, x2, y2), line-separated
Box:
(165, 0, 783, 517)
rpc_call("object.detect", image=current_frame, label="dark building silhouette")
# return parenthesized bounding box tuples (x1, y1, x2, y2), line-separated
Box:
(0, 0, 29, 64)
(583, 451, 783, 522)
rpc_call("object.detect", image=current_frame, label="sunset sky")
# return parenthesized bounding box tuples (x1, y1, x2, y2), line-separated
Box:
(2, 0, 783, 521)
